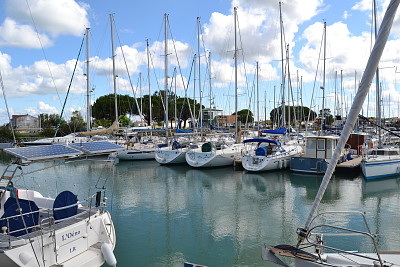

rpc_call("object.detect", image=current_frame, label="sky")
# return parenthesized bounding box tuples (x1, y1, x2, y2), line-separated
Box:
(1, 0, 400, 125)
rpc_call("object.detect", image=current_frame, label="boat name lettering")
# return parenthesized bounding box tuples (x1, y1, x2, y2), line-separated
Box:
(62, 230, 81, 241)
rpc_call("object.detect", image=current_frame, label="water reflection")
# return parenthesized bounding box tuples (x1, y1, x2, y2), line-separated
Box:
(0, 153, 399, 266)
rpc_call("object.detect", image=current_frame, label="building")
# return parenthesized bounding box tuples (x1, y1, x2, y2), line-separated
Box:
(202, 108, 223, 126)
(11, 114, 41, 134)
(214, 115, 238, 127)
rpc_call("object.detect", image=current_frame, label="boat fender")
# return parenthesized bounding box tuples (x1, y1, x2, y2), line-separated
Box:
(19, 251, 33, 265)
(101, 242, 117, 266)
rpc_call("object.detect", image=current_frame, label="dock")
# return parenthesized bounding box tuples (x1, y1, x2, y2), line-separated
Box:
(335, 155, 362, 173)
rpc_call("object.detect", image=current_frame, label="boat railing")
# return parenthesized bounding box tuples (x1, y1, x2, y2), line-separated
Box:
(304, 210, 384, 266)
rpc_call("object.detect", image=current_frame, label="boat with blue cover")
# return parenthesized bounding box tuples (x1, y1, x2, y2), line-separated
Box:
(0, 141, 121, 266)
(242, 138, 303, 172)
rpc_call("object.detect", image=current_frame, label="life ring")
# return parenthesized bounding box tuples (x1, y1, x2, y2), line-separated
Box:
(369, 142, 374, 148)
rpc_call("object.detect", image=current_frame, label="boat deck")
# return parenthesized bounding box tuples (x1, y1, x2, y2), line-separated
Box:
(0, 207, 99, 249)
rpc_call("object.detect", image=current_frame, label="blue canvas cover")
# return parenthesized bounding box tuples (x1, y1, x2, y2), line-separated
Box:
(176, 129, 192, 133)
(255, 147, 267, 156)
(53, 191, 78, 221)
(1, 199, 39, 237)
(260, 127, 287, 135)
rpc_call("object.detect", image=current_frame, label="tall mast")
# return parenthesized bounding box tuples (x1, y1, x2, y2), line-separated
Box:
(209, 52, 212, 110)
(374, 0, 382, 148)
(146, 39, 152, 130)
(85, 27, 91, 132)
(256, 61, 260, 131)
(234, 6, 239, 143)
(197, 17, 203, 135)
(110, 14, 118, 126)
(279, 2, 285, 129)
(321, 21, 327, 134)
(164, 13, 169, 139)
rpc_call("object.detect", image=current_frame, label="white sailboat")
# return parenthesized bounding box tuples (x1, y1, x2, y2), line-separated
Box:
(242, 137, 302, 171)
(0, 141, 121, 266)
(185, 7, 244, 168)
(242, 4, 303, 172)
(361, 0, 400, 180)
(263, 0, 400, 265)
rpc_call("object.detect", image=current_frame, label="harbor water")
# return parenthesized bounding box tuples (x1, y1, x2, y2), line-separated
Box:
(1, 152, 400, 266)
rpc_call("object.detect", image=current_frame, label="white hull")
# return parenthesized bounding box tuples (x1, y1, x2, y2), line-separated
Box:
(185, 143, 243, 168)
(155, 148, 187, 164)
(294, 253, 400, 266)
(242, 145, 303, 172)
(361, 157, 400, 179)
(117, 148, 155, 160)
(0, 189, 116, 267)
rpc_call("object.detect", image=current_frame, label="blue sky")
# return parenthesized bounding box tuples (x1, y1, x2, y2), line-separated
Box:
(1, 0, 400, 125)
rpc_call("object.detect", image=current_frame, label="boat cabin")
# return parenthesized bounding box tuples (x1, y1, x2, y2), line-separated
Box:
(304, 136, 340, 159)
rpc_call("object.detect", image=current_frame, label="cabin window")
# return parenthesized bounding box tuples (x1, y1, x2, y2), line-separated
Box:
(306, 140, 316, 150)
(317, 139, 325, 150)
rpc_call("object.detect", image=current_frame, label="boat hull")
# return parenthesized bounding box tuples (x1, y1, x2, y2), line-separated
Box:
(117, 148, 155, 160)
(361, 158, 400, 180)
(290, 157, 328, 174)
(155, 149, 187, 164)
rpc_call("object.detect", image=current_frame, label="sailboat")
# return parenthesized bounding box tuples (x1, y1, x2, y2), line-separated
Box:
(242, 3, 303, 172)
(185, 7, 244, 168)
(0, 141, 121, 266)
(361, 0, 400, 180)
(263, 0, 400, 265)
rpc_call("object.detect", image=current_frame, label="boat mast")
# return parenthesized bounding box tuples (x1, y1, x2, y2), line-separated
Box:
(297, 0, 399, 244)
(256, 61, 259, 131)
(374, 0, 383, 148)
(234, 6, 239, 143)
(110, 14, 118, 126)
(279, 2, 286, 129)
(146, 39, 152, 131)
(198, 17, 203, 136)
(164, 13, 169, 139)
(209, 52, 212, 110)
(85, 27, 91, 132)
(321, 21, 326, 134)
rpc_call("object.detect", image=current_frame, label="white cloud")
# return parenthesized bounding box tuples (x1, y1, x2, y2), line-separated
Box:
(0, 18, 53, 48)
(5, 0, 89, 37)
(37, 101, 59, 114)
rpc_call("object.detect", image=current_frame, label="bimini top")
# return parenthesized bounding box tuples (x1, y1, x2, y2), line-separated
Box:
(260, 127, 287, 135)
(4, 141, 124, 161)
(243, 138, 281, 146)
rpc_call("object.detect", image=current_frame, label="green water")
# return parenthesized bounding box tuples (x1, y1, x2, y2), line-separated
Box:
(1, 154, 400, 267)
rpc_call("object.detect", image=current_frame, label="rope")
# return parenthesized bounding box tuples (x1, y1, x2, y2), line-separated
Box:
(0, 71, 16, 143)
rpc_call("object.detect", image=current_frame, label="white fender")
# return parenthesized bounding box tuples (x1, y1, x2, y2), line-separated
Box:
(19, 251, 33, 265)
(101, 242, 117, 266)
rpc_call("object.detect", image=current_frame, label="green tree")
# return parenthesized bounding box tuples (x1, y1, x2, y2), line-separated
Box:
(318, 108, 334, 126)
(0, 125, 13, 141)
(233, 109, 254, 124)
(270, 106, 317, 127)
(92, 94, 136, 122)
(69, 111, 86, 132)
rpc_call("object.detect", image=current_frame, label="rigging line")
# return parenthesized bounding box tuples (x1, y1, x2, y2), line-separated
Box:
(54, 34, 86, 137)
(24, 0, 62, 107)
(113, 20, 144, 121)
(0, 71, 16, 143)
(167, 20, 190, 101)
(305, 27, 325, 134)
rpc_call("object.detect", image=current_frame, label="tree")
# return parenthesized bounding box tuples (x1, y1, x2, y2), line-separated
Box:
(69, 111, 86, 132)
(233, 109, 254, 124)
(270, 106, 317, 127)
(318, 108, 334, 126)
(92, 94, 136, 122)
(0, 125, 13, 141)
